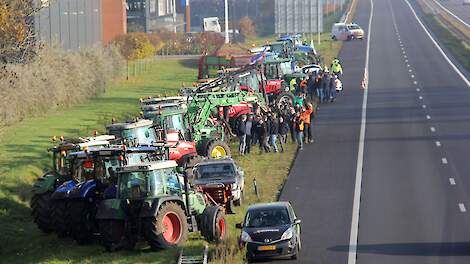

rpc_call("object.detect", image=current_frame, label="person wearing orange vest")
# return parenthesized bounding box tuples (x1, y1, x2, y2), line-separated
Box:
(300, 104, 314, 144)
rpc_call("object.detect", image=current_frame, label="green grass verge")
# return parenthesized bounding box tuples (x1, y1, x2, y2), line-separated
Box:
(0, 36, 341, 263)
(422, 15, 470, 72)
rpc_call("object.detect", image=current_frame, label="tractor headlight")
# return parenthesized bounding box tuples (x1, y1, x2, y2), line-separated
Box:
(281, 227, 293, 240)
(230, 183, 238, 190)
(241, 231, 252, 242)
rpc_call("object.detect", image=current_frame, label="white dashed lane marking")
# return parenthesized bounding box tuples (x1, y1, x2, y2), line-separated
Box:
(436, 141, 441, 147)
(413, 81, 418, 85)
(459, 203, 467, 213)
(442, 158, 448, 164)
(419, 96, 423, 100)
(422, 105, 427, 109)
(430, 127, 436, 132)
(411, 74, 415, 78)
(426, 115, 431, 120)
(449, 178, 456, 185)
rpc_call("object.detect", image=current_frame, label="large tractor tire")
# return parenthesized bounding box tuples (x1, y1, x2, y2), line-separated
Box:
(184, 155, 203, 179)
(99, 220, 135, 252)
(69, 200, 96, 244)
(51, 199, 69, 237)
(206, 140, 231, 159)
(31, 192, 54, 233)
(201, 206, 227, 243)
(143, 202, 188, 250)
(275, 92, 294, 114)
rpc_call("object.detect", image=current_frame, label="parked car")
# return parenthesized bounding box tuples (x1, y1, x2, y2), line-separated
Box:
(193, 158, 245, 214)
(347, 23, 365, 40)
(300, 64, 322, 75)
(331, 23, 351, 41)
(236, 202, 302, 262)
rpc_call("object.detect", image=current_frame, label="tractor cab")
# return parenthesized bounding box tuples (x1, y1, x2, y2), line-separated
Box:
(106, 119, 157, 146)
(97, 160, 227, 251)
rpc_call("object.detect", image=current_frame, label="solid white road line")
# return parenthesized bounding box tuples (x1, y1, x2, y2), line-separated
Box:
(442, 158, 448, 164)
(435, 141, 441, 147)
(403, 0, 470, 87)
(430, 127, 436, 132)
(449, 178, 456, 185)
(348, 0, 374, 263)
(459, 203, 467, 213)
(430, 0, 470, 28)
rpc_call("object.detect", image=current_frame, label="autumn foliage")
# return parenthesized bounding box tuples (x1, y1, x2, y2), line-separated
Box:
(239, 16, 257, 38)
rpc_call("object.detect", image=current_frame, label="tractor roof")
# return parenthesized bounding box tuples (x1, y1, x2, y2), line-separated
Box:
(106, 119, 153, 130)
(141, 102, 187, 112)
(117, 160, 178, 172)
(264, 57, 291, 64)
(67, 145, 160, 159)
(141, 96, 186, 105)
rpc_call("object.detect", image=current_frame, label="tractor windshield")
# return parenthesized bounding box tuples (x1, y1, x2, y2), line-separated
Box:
(163, 114, 186, 133)
(53, 151, 70, 176)
(94, 156, 120, 182)
(196, 163, 235, 179)
(279, 62, 293, 75)
(118, 171, 152, 199)
(239, 72, 261, 92)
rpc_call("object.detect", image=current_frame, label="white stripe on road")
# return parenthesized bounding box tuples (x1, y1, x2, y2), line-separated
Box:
(419, 95, 423, 100)
(459, 203, 467, 213)
(442, 158, 448, 164)
(430, 127, 436, 132)
(348, 0, 374, 263)
(416, 88, 420, 91)
(422, 104, 427, 109)
(430, 0, 470, 28)
(411, 74, 415, 78)
(435, 141, 441, 147)
(449, 178, 456, 185)
(426, 115, 431, 120)
(413, 81, 418, 85)
(403, 0, 470, 87)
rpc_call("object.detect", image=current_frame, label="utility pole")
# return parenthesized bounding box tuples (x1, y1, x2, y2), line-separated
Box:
(173, 0, 177, 32)
(224, 0, 229, 43)
(185, 0, 191, 33)
(317, 0, 321, 45)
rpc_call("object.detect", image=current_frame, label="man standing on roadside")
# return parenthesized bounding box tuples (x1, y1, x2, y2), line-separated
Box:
(244, 115, 253, 155)
(294, 112, 305, 150)
(237, 115, 247, 156)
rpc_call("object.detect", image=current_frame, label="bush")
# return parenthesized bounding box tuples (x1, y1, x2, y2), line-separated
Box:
(0, 46, 124, 126)
(110, 32, 155, 60)
(239, 16, 256, 39)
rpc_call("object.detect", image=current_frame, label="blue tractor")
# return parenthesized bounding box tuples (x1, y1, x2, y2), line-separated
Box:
(65, 145, 167, 244)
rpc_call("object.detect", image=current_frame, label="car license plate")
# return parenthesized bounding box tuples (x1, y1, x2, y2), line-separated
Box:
(258, 245, 276, 251)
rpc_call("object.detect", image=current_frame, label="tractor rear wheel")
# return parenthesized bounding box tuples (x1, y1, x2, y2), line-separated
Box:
(99, 220, 131, 251)
(184, 155, 203, 179)
(143, 202, 188, 250)
(31, 192, 54, 233)
(206, 140, 231, 159)
(69, 200, 96, 244)
(275, 92, 294, 114)
(51, 199, 69, 237)
(201, 206, 227, 243)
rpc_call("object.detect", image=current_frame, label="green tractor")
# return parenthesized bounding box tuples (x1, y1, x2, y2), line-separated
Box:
(31, 135, 115, 233)
(96, 160, 227, 251)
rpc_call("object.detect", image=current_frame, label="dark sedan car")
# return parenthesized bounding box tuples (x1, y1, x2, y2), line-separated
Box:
(236, 202, 301, 262)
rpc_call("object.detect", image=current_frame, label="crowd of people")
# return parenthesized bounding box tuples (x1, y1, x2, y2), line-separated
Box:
(236, 58, 344, 154)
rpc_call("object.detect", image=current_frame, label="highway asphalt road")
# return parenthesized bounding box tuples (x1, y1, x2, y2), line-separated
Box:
(437, 0, 470, 25)
(280, 0, 470, 263)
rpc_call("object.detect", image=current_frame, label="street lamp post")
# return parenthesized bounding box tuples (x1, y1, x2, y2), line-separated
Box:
(225, 0, 229, 43)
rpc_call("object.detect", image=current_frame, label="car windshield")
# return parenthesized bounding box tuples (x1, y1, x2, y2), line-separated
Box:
(348, 25, 361, 30)
(245, 208, 290, 228)
(197, 163, 235, 179)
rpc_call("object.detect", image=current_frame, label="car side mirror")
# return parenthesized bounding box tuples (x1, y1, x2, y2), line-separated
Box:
(294, 219, 301, 225)
(235, 223, 243, 229)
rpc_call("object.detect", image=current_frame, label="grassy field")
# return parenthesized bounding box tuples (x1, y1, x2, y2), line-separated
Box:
(0, 35, 342, 263)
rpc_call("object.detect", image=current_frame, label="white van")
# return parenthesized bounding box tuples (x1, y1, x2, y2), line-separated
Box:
(331, 23, 351, 41)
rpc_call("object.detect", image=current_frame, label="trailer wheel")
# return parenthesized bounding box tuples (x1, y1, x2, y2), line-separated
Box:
(143, 202, 188, 249)
(275, 92, 294, 114)
(201, 206, 227, 243)
(31, 192, 54, 233)
(51, 199, 69, 237)
(69, 200, 95, 244)
(99, 220, 131, 252)
(206, 140, 231, 159)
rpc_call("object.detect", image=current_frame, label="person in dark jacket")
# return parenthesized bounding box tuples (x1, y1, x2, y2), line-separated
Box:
(269, 113, 280, 153)
(257, 118, 270, 153)
(315, 71, 324, 103)
(245, 115, 253, 154)
(306, 72, 316, 100)
(329, 73, 337, 102)
(237, 115, 247, 155)
(278, 115, 289, 152)
(322, 71, 331, 103)
(288, 107, 297, 143)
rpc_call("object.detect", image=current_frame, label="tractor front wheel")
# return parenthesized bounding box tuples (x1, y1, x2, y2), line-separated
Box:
(69, 200, 96, 244)
(206, 140, 231, 159)
(275, 92, 294, 114)
(201, 206, 227, 243)
(99, 220, 133, 251)
(31, 192, 54, 233)
(51, 199, 69, 237)
(143, 202, 188, 250)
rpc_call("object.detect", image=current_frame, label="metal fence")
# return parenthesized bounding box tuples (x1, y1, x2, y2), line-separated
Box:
(35, 0, 103, 50)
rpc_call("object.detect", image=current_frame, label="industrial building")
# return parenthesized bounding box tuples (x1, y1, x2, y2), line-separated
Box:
(34, 0, 127, 50)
